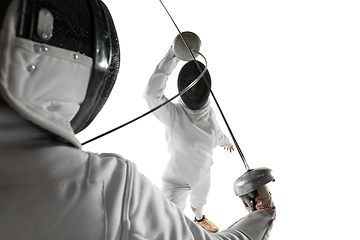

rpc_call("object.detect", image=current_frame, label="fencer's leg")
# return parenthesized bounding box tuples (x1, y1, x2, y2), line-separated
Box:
(190, 171, 219, 233)
(192, 206, 204, 221)
(161, 176, 190, 211)
(189, 170, 211, 218)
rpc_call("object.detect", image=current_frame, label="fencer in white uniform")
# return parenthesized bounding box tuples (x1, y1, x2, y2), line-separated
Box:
(143, 46, 235, 232)
(0, 0, 275, 239)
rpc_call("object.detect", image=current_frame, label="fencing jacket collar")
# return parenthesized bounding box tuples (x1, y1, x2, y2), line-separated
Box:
(178, 98, 211, 124)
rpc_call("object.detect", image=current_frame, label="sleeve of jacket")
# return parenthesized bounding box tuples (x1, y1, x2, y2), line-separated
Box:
(211, 210, 275, 240)
(143, 67, 179, 128)
(212, 109, 232, 148)
(123, 160, 275, 240)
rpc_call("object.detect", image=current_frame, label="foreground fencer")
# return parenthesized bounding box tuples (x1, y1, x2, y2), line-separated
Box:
(144, 48, 235, 232)
(0, 0, 275, 239)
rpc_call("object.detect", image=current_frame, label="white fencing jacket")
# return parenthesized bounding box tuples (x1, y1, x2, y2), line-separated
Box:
(144, 68, 233, 184)
(0, 100, 274, 240)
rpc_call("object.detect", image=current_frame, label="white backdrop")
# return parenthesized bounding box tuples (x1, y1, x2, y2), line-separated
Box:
(77, 1, 360, 239)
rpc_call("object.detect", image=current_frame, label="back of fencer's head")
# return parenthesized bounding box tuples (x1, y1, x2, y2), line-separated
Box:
(177, 60, 211, 110)
(0, 0, 120, 148)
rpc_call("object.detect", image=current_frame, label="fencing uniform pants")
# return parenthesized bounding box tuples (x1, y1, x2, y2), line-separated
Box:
(161, 170, 211, 219)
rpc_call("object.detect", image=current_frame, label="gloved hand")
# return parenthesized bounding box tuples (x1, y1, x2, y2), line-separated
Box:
(156, 46, 180, 75)
(240, 185, 276, 217)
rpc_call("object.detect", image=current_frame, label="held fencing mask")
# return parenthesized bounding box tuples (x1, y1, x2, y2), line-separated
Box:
(178, 60, 211, 110)
(0, 0, 120, 147)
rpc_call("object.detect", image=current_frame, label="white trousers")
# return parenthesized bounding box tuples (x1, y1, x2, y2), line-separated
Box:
(161, 170, 211, 219)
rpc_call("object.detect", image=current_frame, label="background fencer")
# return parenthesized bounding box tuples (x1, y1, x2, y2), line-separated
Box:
(0, 0, 275, 239)
(143, 47, 235, 232)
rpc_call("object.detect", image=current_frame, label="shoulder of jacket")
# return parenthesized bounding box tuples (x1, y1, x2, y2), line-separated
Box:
(86, 151, 130, 165)
(98, 152, 126, 160)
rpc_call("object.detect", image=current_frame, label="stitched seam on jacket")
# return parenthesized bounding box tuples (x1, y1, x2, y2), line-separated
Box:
(85, 153, 108, 239)
(85, 153, 92, 182)
(102, 181, 108, 240)
(121, 160, 133, 240)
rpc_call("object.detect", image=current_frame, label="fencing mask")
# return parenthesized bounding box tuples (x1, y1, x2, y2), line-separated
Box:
(0, 0, 120, 147)
(178, 60, 211, 110)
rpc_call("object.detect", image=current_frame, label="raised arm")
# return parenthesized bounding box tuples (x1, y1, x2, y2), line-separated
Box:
(143, 47, 181, 127)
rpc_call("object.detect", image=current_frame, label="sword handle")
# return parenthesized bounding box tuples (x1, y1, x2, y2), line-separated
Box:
(250, 191, 257, 212)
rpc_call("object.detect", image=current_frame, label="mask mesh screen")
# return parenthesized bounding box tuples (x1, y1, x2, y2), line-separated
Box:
(17, 0, 94, 57)
(178, 60, 211, 110)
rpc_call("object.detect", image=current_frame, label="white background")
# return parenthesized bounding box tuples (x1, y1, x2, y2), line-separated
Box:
(77, 1, 360, 239)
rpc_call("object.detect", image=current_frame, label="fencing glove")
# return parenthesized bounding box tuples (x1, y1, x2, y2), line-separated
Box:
(240, 185, 276, 217)
(156, 46, 180, 75)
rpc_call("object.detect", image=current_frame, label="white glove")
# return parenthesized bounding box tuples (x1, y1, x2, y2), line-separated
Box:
(156, 46, 180, 75)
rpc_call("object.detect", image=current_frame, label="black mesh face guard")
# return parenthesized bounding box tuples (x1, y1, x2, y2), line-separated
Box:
(16, 0, 94, 57)
(178, 60, 211, 110)
(15, 0, 120, 134)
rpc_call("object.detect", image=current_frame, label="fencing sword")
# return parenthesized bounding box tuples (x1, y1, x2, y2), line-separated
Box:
(158, 0, 275, 210)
